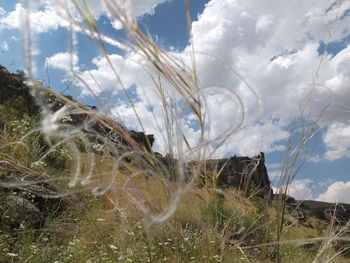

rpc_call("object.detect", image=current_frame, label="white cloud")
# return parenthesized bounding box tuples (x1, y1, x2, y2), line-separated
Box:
(210, 120, 290, 157)
(112, 99, 201, 154)
(323, 123, 350, 160)
(75, 52, 150, 96)
(317, 181, 350, 203)
(307, 155, 323, 163)
(289, 179, 313, 200)
(67, 0, 350, 159)
(180, 0, 350, 158)
(109, 0, 170, 29)
(0, 7, 6, 16)
(274, 179, 313, 200)
(316, 178, 335, 188)
(188, 0, 349, 122)
(0, 1, 169, 34)
(0, 1, 110, 35)
(1, 41, 9, 51)
(0, 3, 66, 34)
(7, 0, 350, 160)
(47, 52, 79, 72)
(0, 3, 21, 30)
(256, 14, 274, 33)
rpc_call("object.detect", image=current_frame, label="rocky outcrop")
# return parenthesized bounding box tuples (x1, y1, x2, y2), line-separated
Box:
(60, 105, 155, 152)
(158, 152, 273, 200)
(0, 65, 155, 152)
(0, 65, 156, 230)
(0, 66, 39, 115)
(288, 199, 350, 224)
(206, 153, 273, 200)
(1, 65, 273, 202)
(272, 194, 350, 225)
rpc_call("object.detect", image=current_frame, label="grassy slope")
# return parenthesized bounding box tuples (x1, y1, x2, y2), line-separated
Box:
(0, 84, 349, 263)
(1, 150, 349, 262)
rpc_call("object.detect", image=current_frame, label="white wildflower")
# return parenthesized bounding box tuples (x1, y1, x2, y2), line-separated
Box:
(61, 114, 73, 123)
(30, 161, 46, 168)
(109, 245, 117, 250)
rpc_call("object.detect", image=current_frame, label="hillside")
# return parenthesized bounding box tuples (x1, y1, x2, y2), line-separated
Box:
(0, 66, 350, 262)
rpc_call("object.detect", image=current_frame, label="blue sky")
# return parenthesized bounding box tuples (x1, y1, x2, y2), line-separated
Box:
(1, 0, 350, 202)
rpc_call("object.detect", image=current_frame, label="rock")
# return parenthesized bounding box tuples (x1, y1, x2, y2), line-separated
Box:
(279, 198, 350, 225)
(0, 65, 39, 115)
(298, 200, 350, 223)
(206, 152, 273, 200)
(130, 130, 155, 152)
(273, 193, 296, 204)
(66, 109, 155, 152)
(0, 65, 155, 152)
(0, 172, 73, 229)
(157, 152, 274, 200)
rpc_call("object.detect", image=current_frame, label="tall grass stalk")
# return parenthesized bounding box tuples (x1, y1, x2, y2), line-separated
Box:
(0, 0, 347, 262)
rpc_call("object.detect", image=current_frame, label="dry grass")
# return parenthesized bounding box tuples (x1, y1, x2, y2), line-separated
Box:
(0, 0, 349, 262)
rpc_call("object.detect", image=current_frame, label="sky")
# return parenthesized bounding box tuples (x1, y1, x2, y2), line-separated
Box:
(0, 0, 350, 203)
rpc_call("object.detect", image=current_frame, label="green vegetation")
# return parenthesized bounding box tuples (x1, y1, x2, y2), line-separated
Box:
(0, 96, 349, 262)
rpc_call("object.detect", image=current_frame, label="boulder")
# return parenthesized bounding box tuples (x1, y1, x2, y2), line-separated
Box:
(0, 172, 73, 230)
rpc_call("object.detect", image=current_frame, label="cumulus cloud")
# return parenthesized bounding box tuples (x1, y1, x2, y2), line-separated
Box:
(181, 0, 350, 158)
(289, 179, 313, 200)
(74, 52, 152, 96)
(188, 0, 350, 122)
(212, 120, 290, 157)
(47, 52, 79, 72)
(317, 181, 350, 203)
(112, 99, 201, 154)
(5, 0, 350, 161)
(323, 123, 350, 160)
(60, 0, 350, 160)
(274, 179, 313, 200)
(0, 0, 169, 34)
(109, 0, 170, 29)
(0, 4, 21, 30)
(0, 3, 66, 34)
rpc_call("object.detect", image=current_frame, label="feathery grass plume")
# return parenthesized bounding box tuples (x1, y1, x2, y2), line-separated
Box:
(18, 0, 254, 225)
(0, 0, 348, 262)
(272, 1, 347, 261)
